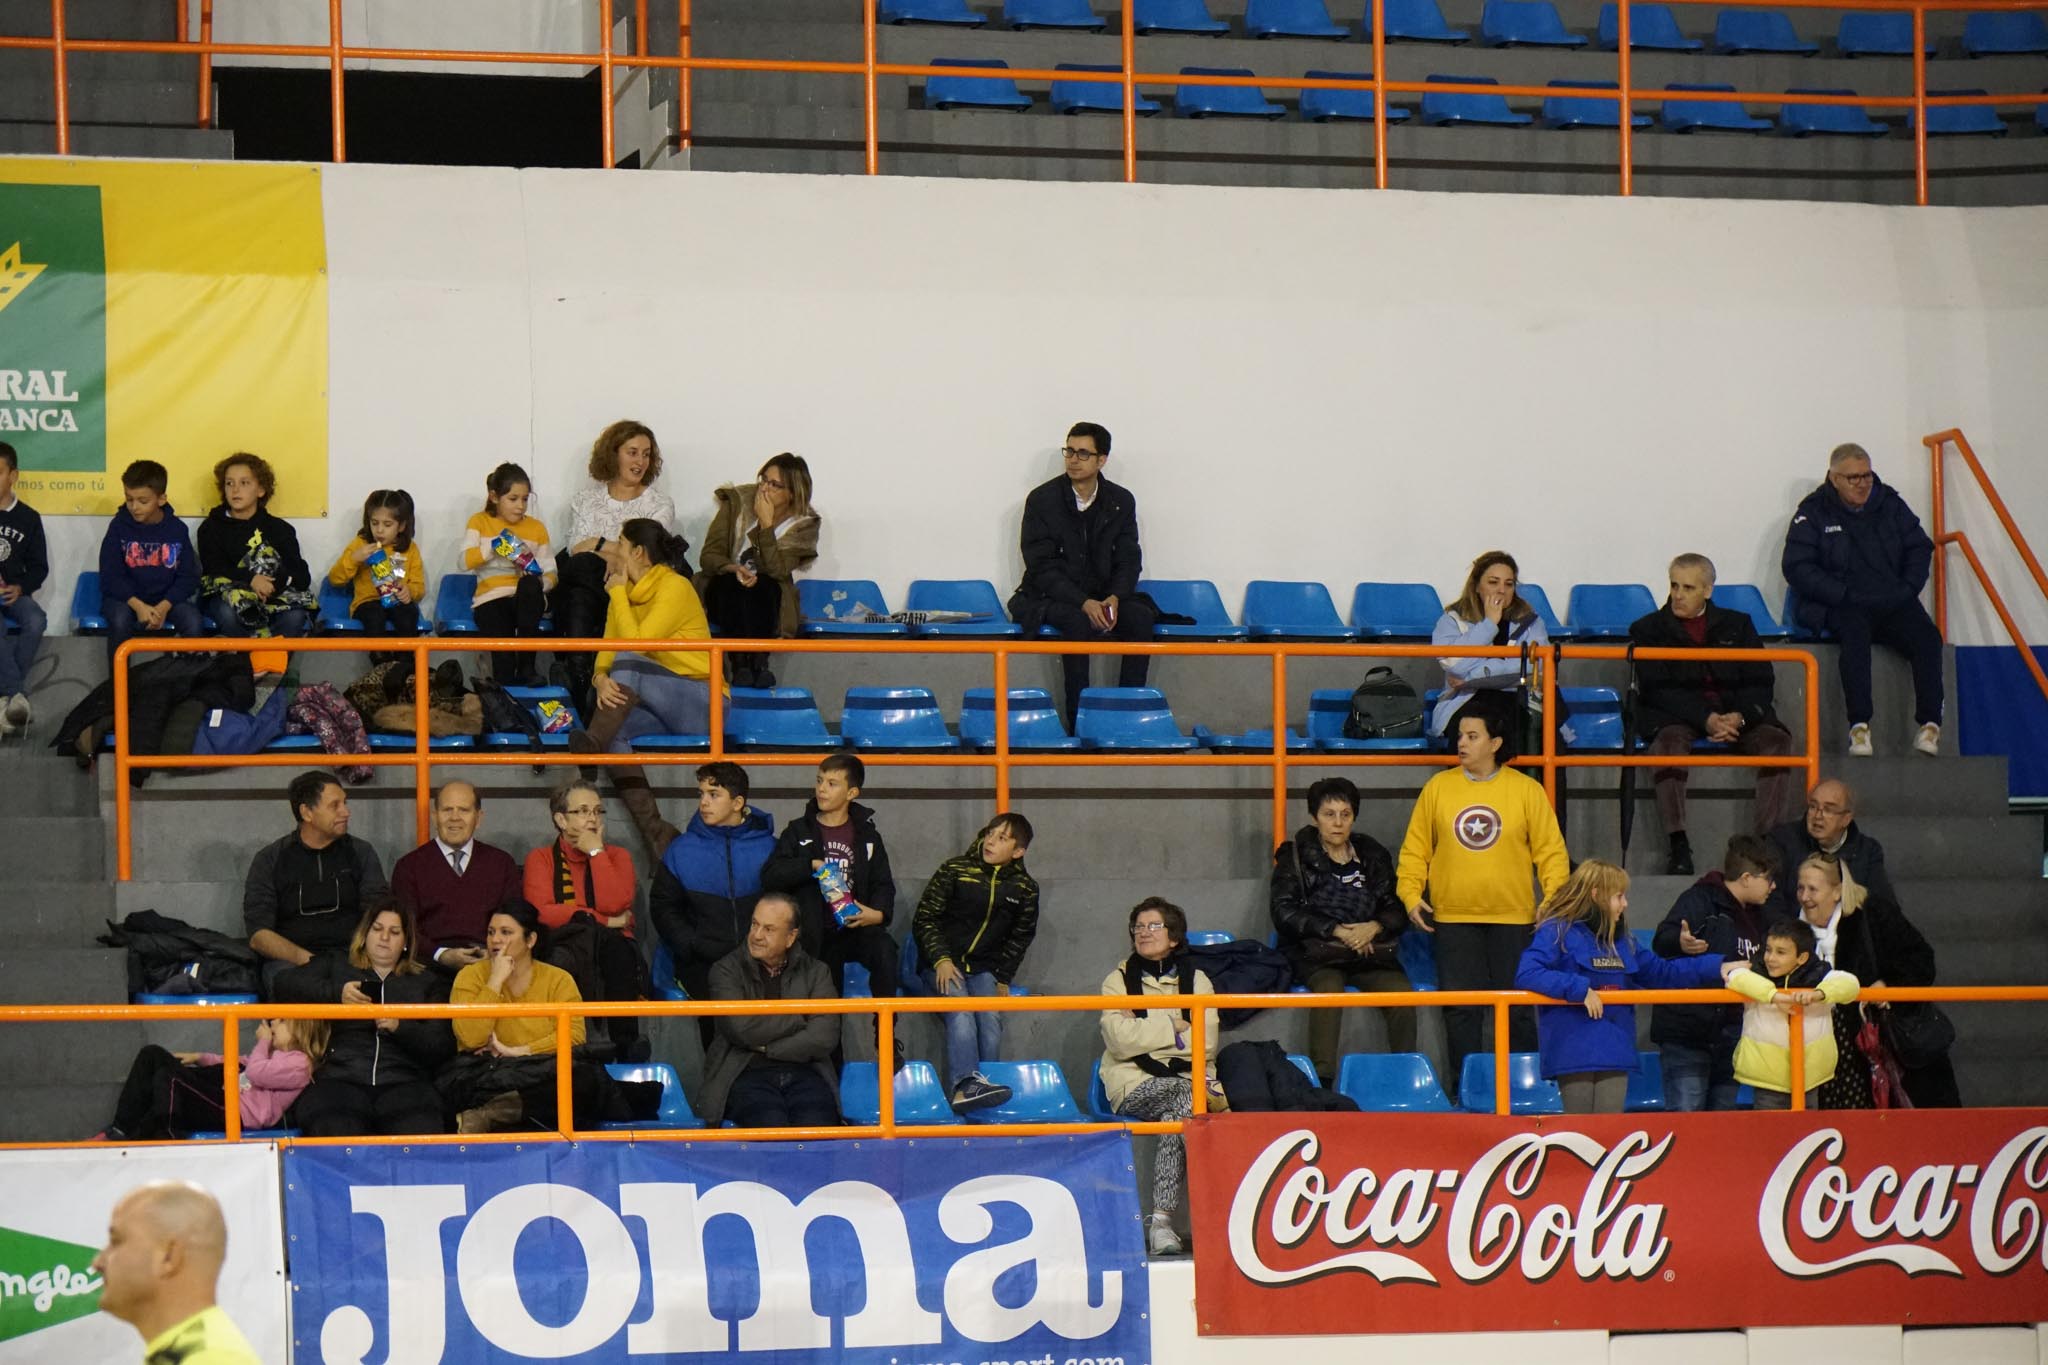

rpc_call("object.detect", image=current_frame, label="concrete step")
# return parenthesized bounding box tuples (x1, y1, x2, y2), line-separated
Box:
(1853, 813, 2041, 879)
(1897, 879, 2048, 949)
(0, 76, 205, 125)
(0, 0, 177, 40)
(1817, 755, 2013, 818)
(0, 946, 127, 1004)
(2, 1084, 123, 1144)
(11, 881, 118, 948)
(0, 816, 105, 880)
(0, 1019, 142, 1087)
(0, 120, 233, 158)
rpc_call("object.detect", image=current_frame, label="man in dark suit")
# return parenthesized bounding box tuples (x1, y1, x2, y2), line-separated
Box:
(1007, 421, 1158, 725)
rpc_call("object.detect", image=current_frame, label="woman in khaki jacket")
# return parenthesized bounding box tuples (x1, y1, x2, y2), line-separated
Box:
(693, 453, 819, 688)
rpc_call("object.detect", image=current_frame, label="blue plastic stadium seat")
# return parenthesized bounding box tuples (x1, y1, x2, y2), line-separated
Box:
(1306, 689, 1429, 752)
(1781, 88, 1887, 136)
(726, 687, 840, 749)
(841, 686, 961, 750)
(602, 1062, 705, 1129)
(1565, 583, 1657, 637)
(1632, 927, 1656, 957)
(261, 735, 324, 753)
(960, 688, 1087, 750)
(71, 571, 109, 634)
(1780, 587, 1820, 640)
(1052, 63, 1163, 114)
(1247, 0, 1349, 38)
(370, 732, 477, 751)
(133, 992, 260, 1006)
(1560, 685, 1624, 749)
(1663, 82, 1774, 131)
(1714, 9, 1818, 54)
(1242, 581, 1355, 639)
(1514, 582, 1565, 636)
(1963, 10, 2048, 54)
(799, 579, 913, 635)
(904, 579, 1022, 636)
(316, 580, 366, 633)
(1176, 68, 1286, 118)
(1349, 582, 1441, 638)
(1397, 929, 1437, 990)
(1007, 0, 1106, 26)
(1201, 725, 1315, 752)
(1458, 1052, 1564, 1114)
(183, 1127, 299, 1141)
(1137, 579, 1248, 639)
(965, 1060, 1087, 1123)
(1074, 687, 1201, 750)
(1420, 74, 1534, 125)
(1597, 3, 1701, 49)
(1087, 1059, 1120, 1121)
(484, 684, 576, 749)
(1370, 0, 1472, 41)
(1710, 583, 1785, 638)
(841, 1061, 957, 1125)
(1300, 71, 1412, 121)
(1184, 930, 1234, 946)
(1482, 0, 1587, 46)
(1135, 0, 1232, 33)
(1912, 90, 2007, 135)
(1624, 1052, 1666, 1112)
(629, 734, 711, 753)
(924, 57, 1034, 110)
(649, 940, 688, 1001)
(1836, 11, 1933, 55)
(842, 962, 873, 998)
(433, 574, 480, 634)
(883, 0, 988, 22)
(1543, 79, 1653, 128)
(1337, 1052, 1455, 1112)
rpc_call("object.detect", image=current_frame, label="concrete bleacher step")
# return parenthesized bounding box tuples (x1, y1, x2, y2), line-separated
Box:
(0, 121, 233, 158)
(1822, 755, 2013, 817)
(0, 76, 207, 124)
(0, 816, 106, 880)
(0, 947, 128, 1005)
(1854, 813, 2040, 879)
(0, 1020, 143, 1089)
(8, 1084, 125, 1145)
(12, 881, 117, 949)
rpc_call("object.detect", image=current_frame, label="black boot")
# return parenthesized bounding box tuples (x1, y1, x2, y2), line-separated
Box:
(1667, 832, 1695, 877)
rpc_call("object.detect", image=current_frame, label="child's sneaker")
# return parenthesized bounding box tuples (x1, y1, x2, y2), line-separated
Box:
(1847, 723, 1873, 757)
(949, 1072, 1012, 1113)
(1913, 722, 1941, 756)
(1147, 1213, 1185, 1258)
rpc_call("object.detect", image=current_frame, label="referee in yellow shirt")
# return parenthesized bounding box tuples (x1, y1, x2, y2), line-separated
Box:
(91, 1181, 258, 1365)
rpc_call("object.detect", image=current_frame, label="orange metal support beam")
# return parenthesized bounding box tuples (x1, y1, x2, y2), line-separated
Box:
(1616, 0, 1633, 196)
(49, 0, 68, 155)
(600, 0, 617, 167)
(1121, 0, 1137, 183)
(327, 0, 345, 161)
(863, 0, 878, 175)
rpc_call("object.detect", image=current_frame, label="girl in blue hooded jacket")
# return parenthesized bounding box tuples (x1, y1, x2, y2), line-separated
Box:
(1515, 859, 1738, 1113)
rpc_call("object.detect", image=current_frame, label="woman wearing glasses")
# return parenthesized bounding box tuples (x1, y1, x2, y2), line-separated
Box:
(520, 779, 649, 1060)
(694, 453, 819, 688)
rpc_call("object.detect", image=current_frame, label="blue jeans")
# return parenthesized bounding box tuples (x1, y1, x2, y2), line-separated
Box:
(1660, 1040, 1742, 1112)
(923, 968, 1001, 1085)
(608, 658, 711, 750)
(103, 597, 205, 668)
(0, 593, 46, 695)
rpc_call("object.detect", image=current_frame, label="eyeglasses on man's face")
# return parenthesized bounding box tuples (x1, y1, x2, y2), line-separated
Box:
(1061, 446, 1103, 461)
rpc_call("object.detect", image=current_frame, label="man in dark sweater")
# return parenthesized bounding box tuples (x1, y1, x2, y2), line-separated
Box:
(0, 443, 48, 735)
(1628, 553, 1794, 875)
(244, 771, 389, 995)
(1763, 777, 1896, 920)
(389, 780, 520, 972)
(1007, 421, 1158, 726)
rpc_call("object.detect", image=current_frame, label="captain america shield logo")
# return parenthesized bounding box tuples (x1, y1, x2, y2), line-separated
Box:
(1452, 804, 1502, 850)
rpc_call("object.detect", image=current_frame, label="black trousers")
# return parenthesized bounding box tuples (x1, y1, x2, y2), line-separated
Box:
(473, 575, 547, 683)
(550, 551, 612, 705)
(728, 1061, 839, 1128)
(703, 572, 784, 676)
(1433, 921, 1538, 1083)
(293, 1075, 448, 1137)
(590, 926, 648, 1051)
(111, 1047, 228, 1139)
(1041, 596, 1159, 723)
(1830, 598, 1944, 727)
(823, 923, 900, 998)
(354, 599, 423, 666)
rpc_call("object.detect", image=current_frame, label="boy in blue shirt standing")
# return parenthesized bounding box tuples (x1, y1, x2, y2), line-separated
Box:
(0, 442, 48, 734)
(99, 460, 202, 670)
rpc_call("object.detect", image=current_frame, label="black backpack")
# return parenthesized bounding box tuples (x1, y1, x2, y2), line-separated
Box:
(1342, 667, 1424, 741)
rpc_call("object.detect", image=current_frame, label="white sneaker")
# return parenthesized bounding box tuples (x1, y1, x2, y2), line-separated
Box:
(4, 693, 28, 727)
(0, 708, 14, 739)
(1147, 1215, 1184, 1258)
(1914, 722, 1940, 756)
(1847, 724, 1873, 757)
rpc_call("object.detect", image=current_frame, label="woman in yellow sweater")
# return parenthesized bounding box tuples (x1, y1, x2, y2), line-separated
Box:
(448, 899, 588, 1132)
(1395, 695, 1570, 1082)
(461, 462, 556, 686)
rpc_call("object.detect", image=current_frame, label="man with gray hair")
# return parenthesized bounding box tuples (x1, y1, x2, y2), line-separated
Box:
(1782, 442, 1942, 757)
(701, 891, 841, 1128)
(90, 1180, 257, 1364)
(1629, 553, 1793, 875)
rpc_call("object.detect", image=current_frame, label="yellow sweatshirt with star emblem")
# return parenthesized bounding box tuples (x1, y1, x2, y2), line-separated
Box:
(1394, 766, 1570, 925)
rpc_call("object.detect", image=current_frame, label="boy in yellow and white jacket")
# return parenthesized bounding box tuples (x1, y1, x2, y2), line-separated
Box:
(1728, 916, 1860, 1110)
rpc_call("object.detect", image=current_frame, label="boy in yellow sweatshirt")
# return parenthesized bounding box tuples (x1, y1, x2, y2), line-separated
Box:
(1728, 916, 1860, 1110)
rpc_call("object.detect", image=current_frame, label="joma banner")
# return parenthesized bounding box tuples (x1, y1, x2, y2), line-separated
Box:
(284, 1133, 1149, 1365)
(1186, 1110, 2048, 1335)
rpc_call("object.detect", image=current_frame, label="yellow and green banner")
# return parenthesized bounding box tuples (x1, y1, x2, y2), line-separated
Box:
(0, 159, 327, 516)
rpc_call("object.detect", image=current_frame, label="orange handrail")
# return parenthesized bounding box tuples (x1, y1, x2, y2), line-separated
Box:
(1925, 427, 2048, 706)
(7, 0, 2045, 205)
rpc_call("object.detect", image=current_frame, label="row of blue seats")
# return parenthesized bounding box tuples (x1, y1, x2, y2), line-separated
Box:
(929, 60, 2035, 134)
(892, 0, 2048, 58)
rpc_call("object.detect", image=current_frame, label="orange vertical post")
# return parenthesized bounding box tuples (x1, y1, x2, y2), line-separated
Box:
(1270, 652, 1288, 853)
(556, 1015, 578, 1133)
(115, 643, 133, 880)
(863, 0, 879, 175)
(198, 0, 214, 127)
(993, 646, 1011, 811)
(1121, 0, 1137, 183)
(1615, 0, 1633, 195)
(1930, 436, 1949, 636)
(708, 646, 725, 756)
(1802, 654, 1821, 795)
(1539, 643, 1558, 803)
(1787, 1003, 1806, 1110)
(678, 0, 693, 149)
(221, 1014, 242, 1140)
(50, 0, 69, 155)
(878, 1002, 897, 1134)
(636, 0, 648, 55)
(414, 640, 432, 846)
(176, 0, 187, 45)
(1911, 6, 1928, 206)
(1189, 1001, 1209, 1114)
(1492, 999, 1510, 1114)
(327, 0, 345, 161)
(1370, 0, 1387, 189)
(600, 0, 617, 166)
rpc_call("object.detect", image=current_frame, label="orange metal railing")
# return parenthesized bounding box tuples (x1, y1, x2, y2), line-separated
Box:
(2, 0, 2044, 205)
(1925, 427, 2048, 707)
(107, 634, 1821, 882)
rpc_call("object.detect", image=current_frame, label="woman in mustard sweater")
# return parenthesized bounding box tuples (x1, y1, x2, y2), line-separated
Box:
(447, 900, 588, 1132)
(1396, 694, 1570, 1082)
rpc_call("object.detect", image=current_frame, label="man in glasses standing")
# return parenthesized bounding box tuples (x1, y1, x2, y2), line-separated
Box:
(1782, 441, 1943, 757)
(1008, 421, 1158, 727)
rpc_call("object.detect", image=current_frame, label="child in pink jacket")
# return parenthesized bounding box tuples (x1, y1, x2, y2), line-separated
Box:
(100, 1018, 331, 1140)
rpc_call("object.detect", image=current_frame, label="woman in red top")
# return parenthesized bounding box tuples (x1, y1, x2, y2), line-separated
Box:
(521, 778, 647, 1059)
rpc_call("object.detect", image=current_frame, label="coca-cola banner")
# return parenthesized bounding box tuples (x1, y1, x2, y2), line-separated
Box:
(1185, 1110, 2048, 1335)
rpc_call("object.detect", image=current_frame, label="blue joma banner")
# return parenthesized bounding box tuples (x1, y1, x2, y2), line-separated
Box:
(283, 1134, 1150, 1365)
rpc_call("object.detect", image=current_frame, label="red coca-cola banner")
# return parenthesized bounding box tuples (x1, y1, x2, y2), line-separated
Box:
(1185, 1109, 2048, 1335)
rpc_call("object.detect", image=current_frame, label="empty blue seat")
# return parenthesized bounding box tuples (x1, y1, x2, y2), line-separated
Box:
(1420, 74, 1534, 125)
(1137, 579, 1247, 639)
(1458, 1051, 1564, 1114)
(1624, 1051, 1666, 1112)
(1912, 90, 2008, 135)
(1397, 929, 1437, 990)
(183, 1126, 299, 1141)
(1710, 582, 1785, 638)
(1176, 67, 1286, 118)
(1306, 689, 1430, 752)
(1051, 63, 1162, 114)
(316, 580, 366, 633)
(1565, 583, 1656, 637)
(71, 571, 108, 634)
(1074, 687, 1201, 750)
(842, 962, 873, 998)
(1006, 0, 1106, 26)
(1242, 581, 1355, 638)
(1300, 71, 1412, 121)
(1482, 0, 1587, 45)
(1086, 1059, 1120, 1120)
(726, 687, 840, 749)
(1543, 79, 1653, 128)
(1248, 0, 1349, 37)
(1349, 582, 1441, 637)
(1370, 0, 1472, 41)
(1135, 0, 1231, 32)
(134, 992, 260, 1006)
(1663, 82, 1773, 131)
(649, 940, 688, 1001)
(904, 579, 1022, 635)
(371, 732, 477, 752)
(433, 574, 480, 634)
(1597, 4, 1701, 49)
(1337, 1052, 1455, 1111)
(841, 686, 960, 750)
(960, 688, 1087, 750)
(883, 0, 988, 22)
(925, 58, 1034, 111)
(1632, 927, 1656, 957)
(629, 733, 711, 753)
(1560, 685, 1624, 749)
(1201, 725, 1315, 752)
(799, 579, 913, 635)
(1513, 582, 1565, 636)
(964, 1060, 1087, 1123)
(1781, 88, 1886, 136)
(1836, 11, 1933, 55)
(1963, 10, 2048, 54)
(841, 1061, 957, 1125)
(1714, 9, 1818, 54)
(1185, 930, 1234, 945)
(602, 1062, 705, 1129)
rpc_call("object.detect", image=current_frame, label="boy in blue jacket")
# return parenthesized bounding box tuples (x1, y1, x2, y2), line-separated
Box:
(1516, 858, 1738, 1113)
(99, 460, 203, 669)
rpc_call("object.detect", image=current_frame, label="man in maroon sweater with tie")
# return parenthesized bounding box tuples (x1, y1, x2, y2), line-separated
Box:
(390, 781, 521, 972)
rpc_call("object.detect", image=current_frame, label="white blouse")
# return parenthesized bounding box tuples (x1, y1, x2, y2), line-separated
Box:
(568, 483, 676, 546)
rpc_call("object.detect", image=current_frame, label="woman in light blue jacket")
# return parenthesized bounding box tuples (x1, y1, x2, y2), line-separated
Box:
(1428, 550, 1550, 739)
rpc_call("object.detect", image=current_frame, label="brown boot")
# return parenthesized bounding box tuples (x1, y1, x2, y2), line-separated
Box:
(456, 1090, 524, 1134)
(568, 690, 638, 779)
(613, 768, 680, 861)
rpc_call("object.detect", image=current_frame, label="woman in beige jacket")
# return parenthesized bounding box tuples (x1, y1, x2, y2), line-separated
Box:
(693, 453, 819, 688)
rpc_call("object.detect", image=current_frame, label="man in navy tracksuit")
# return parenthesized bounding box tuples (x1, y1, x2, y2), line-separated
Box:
(1780, 442, 1942, 757)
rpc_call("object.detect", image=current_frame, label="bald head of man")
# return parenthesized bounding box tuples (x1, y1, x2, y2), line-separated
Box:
(91, 1181, 229, 1342)
(432, 779, 483, 850)
(1804, 778, 1855, 847)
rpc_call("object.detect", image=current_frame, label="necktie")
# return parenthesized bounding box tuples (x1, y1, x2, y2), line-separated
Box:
(451, 848, 466, 876)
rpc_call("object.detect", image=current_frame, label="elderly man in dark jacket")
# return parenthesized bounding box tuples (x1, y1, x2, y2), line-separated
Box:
(1629, 553, 1794, 875)
(1764, 777, 1896, 919)
(700, 893, 841, 1128)
(1781, 442, 1942, 758)
(1007, 421, 1158, 725)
